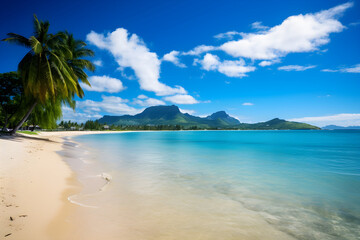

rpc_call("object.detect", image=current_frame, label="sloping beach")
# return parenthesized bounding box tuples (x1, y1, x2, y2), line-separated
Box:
(0, 131, 298, 240)
(0, 131, 115, 239)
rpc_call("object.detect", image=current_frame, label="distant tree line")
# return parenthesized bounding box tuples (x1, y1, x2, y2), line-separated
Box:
(55, 120, 206, 131)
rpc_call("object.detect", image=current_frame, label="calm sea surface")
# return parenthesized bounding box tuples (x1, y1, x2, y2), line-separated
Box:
(70, 130, 360, 239)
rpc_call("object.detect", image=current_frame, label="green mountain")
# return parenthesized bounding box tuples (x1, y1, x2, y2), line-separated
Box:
(206, 111, 240, 125)
(236, 118, 320, 130)
(98, 105, 320, 130)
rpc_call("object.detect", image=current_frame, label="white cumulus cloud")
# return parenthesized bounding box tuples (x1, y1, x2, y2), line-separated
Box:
(163, 94, 199, 104)
(133, 95, 166, 107)
(61, 106, 102, 123)
(162, 50, 186, 67)
(180, 108, 196, 115)
(87, 28, 187, 96)
(77, 95, 142, 115)
(81, 75, 125, 93)
(196, 53, 255, 78)
(219, 2, 352, 60)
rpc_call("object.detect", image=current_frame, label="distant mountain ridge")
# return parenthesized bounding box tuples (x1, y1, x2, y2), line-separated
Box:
(206, 111, 240, 125)
(98, 105, 320, 130)
(322, 125, 360, 130)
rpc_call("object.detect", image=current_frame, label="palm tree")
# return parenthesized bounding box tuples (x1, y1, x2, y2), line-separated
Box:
(64, 33, 94, 86)
(2, 15, 94, 134)
(61, 32, 95, 99)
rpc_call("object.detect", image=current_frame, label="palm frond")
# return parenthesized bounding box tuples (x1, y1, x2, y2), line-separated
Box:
(33, 14, 41, 37)
(29, 36, 43, 54)
(2, 33, 31, 47)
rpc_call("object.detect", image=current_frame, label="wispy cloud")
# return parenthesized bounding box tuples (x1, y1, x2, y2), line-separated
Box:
(278, 65, 316, 71)
(259, 59, 281, 67)
(322, 64, 360, 73)
(318, 94, 331, 98)
(349, 21, 360, 26)
(251, 21, 269, 31)
(81, 75, 125, 93)
(289, 113, 360, 127)
(182, 45, 217, 56)
(242, 102, 254, 106)
(93, 60, 103, 67)
(214, 31, 243, 40)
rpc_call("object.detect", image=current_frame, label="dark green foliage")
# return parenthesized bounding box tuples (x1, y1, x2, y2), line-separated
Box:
(0, 72, 24, 130)
(58, 120, 81, 130)
(27, 99, 63, 129)
(84, 120, 102, 130)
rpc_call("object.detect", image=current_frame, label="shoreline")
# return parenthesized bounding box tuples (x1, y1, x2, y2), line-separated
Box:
(0, 131, 119, 239)
(1, 130, 300, 239)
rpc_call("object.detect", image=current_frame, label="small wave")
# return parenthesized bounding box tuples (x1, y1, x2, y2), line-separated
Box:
(81, 159, 93, 164)
(326, 171, 360, 176)
(67, 195, 98, 208)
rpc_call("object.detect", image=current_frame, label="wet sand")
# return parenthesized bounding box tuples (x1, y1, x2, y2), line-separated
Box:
(0, 131, 117, 239)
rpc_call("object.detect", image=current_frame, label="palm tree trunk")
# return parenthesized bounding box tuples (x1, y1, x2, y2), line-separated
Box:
(2, 112, 8, 132)
(10, 101, 37, 134)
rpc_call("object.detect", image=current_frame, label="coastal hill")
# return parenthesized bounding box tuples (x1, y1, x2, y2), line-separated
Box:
(98, 105, 320, 130)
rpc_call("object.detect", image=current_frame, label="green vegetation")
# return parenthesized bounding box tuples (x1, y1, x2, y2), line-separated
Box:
(0, 72, 23, 131)
(19, 130, 38, 135)
(98, 106, 241, 128)
(97, 105, 320, 130)
(1, 15, 94, 134)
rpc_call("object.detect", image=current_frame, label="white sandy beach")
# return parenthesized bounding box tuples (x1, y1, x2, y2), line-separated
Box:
(0, 131, 117, 239)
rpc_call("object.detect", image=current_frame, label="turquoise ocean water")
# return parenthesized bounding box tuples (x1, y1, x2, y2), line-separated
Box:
(72, 130, 360, 239)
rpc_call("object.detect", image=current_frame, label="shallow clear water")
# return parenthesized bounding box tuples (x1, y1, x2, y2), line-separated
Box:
(72, 130, 360, 239)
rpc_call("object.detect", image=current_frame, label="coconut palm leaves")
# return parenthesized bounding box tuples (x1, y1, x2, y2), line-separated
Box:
(62, 32, 95, 98)
(2, 15, 94, 133)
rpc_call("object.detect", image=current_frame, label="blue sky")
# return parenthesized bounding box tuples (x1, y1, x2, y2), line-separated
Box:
(1, 0, 359, 126)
